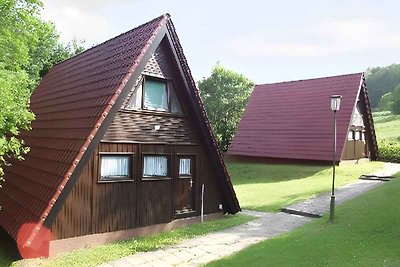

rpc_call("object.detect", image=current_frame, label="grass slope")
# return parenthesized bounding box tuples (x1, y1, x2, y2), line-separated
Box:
(208, 173, 400, 267)
(5, 214, 253, 267)
(373, 111, 400, 140)
(228, 162, 383, 212)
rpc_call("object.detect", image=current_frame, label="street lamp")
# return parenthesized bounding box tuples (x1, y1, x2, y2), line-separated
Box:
(330, 95, 342, 223)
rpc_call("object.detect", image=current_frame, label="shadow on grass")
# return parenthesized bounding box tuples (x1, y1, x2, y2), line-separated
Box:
(227, 163, 330, 185)
(0, 228, 20, 267)
(243, 191, 322, 212)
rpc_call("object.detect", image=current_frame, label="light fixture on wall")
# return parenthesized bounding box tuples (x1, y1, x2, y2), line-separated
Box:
(330, 94, 342, 223)
(154, 125, 161, 131)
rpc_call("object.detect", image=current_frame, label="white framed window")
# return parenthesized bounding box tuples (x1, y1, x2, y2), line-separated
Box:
(355, 131, 361, 140)
(348, 130, 354, 140)
(143, 155, 168, 177)
(127, 82, 142, 109)
(100, 155, 131, 181)
(127, 76, 183, 114)
(144, 79, 168, 111)
(179, 158, 191, 176)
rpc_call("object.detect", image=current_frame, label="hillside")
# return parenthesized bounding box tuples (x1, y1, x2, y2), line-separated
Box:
(373, 111, 400, 162)
(365, 63, 400, 111)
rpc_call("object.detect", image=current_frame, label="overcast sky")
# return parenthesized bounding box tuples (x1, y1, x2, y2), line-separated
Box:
(41, 0, 400, 84)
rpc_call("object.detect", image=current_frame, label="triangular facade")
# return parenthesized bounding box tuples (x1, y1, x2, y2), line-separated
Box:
(0, 14, 240, 258)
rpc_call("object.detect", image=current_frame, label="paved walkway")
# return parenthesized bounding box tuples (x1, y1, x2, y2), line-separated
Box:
(100, 163, 400, 267)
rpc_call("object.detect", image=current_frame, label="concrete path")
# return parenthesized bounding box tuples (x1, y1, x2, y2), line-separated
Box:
(99, 163, 400, 267)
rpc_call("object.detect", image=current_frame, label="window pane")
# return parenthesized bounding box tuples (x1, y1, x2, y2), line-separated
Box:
(170, 85, 182, 113)
(144, 80, 168, 111)
(101, 155, 130, 179)
(355, 131, 361, 140)
(179, 158, 191, 175)
(348, 131, 354, 140)
(127, 83, 142, 109)
(143, 155, 168, 177)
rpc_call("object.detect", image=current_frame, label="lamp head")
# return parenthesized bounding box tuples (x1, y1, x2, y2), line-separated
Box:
(330, 95, 342, 111)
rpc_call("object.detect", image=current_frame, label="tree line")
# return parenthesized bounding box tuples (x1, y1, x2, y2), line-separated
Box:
(365, 63, 400, 114)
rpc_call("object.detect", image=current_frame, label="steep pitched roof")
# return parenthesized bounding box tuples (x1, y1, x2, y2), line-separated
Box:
(0, 14, 239, 253)
(228, 73, 377, 162)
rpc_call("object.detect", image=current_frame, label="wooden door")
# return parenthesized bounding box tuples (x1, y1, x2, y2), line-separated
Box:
(174, 156, 195, 215)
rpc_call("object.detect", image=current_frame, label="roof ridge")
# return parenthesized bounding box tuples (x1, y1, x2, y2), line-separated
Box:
(256, 72, 363, 87)
(48, 14, 170, 71)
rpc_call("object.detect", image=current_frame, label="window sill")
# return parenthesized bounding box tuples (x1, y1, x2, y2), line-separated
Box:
(120, 108, 186, 118)
(142, 177, 172, 181)
(98, 178, 134, 183)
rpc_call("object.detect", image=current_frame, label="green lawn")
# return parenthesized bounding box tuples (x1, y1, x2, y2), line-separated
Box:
(5, 214, 253, 267)
(228, 161, 383, 212)
(208, 172, 400, 267)
(373, 111, 400, 140)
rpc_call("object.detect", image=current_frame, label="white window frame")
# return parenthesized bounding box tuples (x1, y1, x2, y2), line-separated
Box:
(126, 76, 183, 114)
(179, 158, 191, 176)
(142, 155, 169, 179)
(99, 153, 133, 182)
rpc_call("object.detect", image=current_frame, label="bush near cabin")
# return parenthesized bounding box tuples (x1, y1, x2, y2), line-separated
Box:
(373, 111, 400, 163)
(378, 139, 400, 163)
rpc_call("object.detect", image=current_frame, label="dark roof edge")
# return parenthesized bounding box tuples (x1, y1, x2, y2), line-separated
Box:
(255, 72, 364, 87)
(360, 73, 378, 160)
(25, 16, 169, 248)
(165, 20, 240, 213)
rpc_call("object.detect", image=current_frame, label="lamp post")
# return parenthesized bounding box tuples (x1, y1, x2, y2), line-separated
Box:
(330, 95, 342, 223)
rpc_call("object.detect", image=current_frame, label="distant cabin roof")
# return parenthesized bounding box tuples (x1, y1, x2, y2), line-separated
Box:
(228, 73, 374, 162)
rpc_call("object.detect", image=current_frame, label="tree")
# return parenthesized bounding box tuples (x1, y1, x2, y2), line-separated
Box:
(389, 84, 400, 115)
(365, 64, 400, 109)
(198, 64, 254, 152)
(0, 0, 84, 186)
(378, 92, 394, 111)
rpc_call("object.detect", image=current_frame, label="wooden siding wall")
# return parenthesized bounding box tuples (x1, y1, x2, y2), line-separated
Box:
(103, 111, 199, 143)
(200, 146, 223, 214)
(342, 139, 368, 160)
(51, 39, 222, 239)
(52, 143, 222, 239)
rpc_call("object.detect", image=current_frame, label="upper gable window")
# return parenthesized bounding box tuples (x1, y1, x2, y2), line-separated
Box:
(127, 76, 183, 114)
(144, 79, 168, 111)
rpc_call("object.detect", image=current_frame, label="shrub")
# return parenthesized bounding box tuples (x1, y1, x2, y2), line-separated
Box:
(378, 138, 400, 163)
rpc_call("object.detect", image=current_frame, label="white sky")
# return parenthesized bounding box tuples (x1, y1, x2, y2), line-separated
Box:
(41, 0, 400, 84)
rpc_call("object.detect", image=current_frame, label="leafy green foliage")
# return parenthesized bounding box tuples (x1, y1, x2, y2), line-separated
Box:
(373, 111, 400, 162)
(228, 162, 383, 212)
(378, 139, 400, 163)
(365, 64, 400, 109)
(376, 84, 400, 114)
(4, 214, 254, 267)
(389, 84, 400, 114)
(365, 63, 400, 110)
(198, 64, 254, 152)
(0, 0, 84, 185)
(209, 172, 400, 267)
(0, 69, 35, 184)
